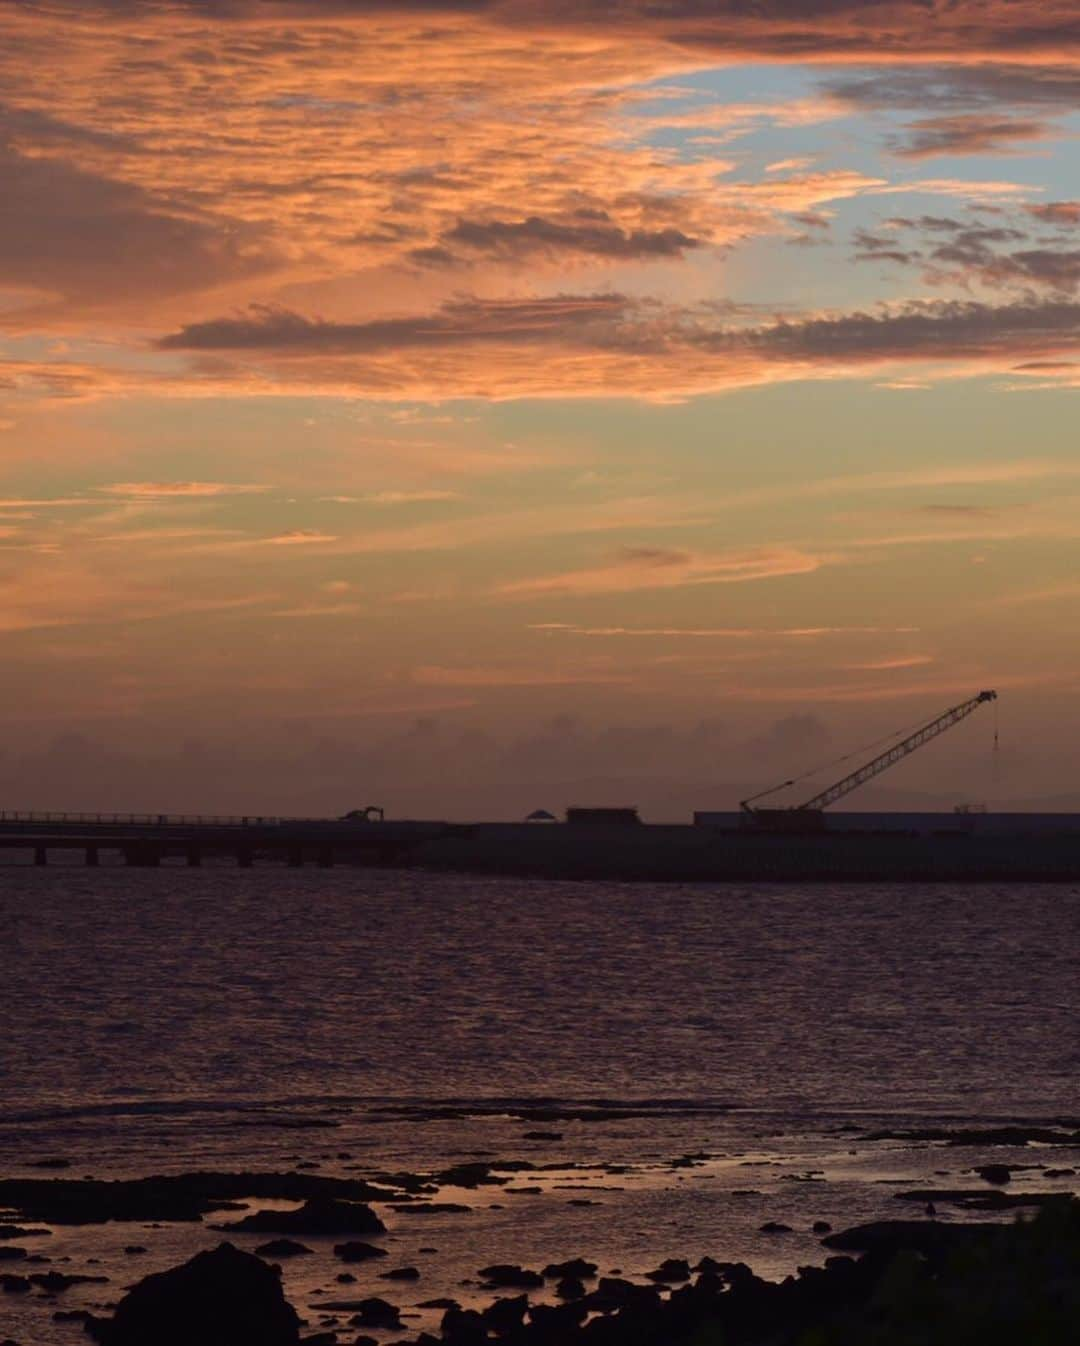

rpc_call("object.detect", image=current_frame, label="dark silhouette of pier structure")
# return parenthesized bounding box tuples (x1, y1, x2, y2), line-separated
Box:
(0, 811, 433, 868)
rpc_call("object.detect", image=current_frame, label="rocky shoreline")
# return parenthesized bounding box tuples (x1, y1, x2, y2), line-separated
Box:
(1, 1124, 1078, 1346)
(13, 1198, 1076, 1346)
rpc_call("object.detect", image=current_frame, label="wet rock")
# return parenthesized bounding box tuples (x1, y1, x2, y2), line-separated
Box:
(895, 1188, 1061, 1212)
(478, 1263, 544, 1288)
(0, 1275, 30, 1294)
(694, 1257, 729, 1275)
(440, 1307, 486, 1344)
(55, 1309, 95, 1323)
(583, 1277, 662, 1314)
(0, 1172, 398, 1226)
(543, 1257, 596, 1279)
(481, 1293, 529, 1335)
(645, 1258, 691, 1283)
(0, 1227, 49, 1241)
(227, 1199, 386, 1237)
(759, 1222, 793, 1233)
(522, 1132, 563, 1142)
(122, 1246, 147, 1256)
(29, 1271, 109, 1292)
(83, 1241, 300, 1345)
(333, 1242, 388, 1263)
(976, 1164, 1012, 1185)
(348, 1298, 401, 1328)
(351, 1337, 378, 1346)
(417, 1298, 460, 1311)
(29, 1159, 71, 1169)
(255, 1240, 315, 1259)
(336, 1273, 356, 1283)
(527, 1300, 588, 1334)
(0, 1249, 27, 1262)
(300, 1334, 338, 1346)
(379, 1266, 420, 1280)
(1046, 1168, 1077, 1177)
(812, 1221, 833, 1234)
(556, 1275, 586, 1299)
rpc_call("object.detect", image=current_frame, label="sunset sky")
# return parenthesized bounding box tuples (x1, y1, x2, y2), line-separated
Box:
(2, 0, 1078, 814)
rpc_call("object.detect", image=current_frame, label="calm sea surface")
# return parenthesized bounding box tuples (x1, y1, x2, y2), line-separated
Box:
(1, 870, 1077, 1344)
(3, 869, 1077, 1114)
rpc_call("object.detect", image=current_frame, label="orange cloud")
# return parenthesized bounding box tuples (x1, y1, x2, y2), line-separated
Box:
(498, 544, 827, 597)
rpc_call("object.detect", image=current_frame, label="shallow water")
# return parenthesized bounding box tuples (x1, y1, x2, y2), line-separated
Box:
(2, 869, 1078, 1343)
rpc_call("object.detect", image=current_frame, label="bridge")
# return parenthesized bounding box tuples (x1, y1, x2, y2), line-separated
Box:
(0, 810, 452, 868)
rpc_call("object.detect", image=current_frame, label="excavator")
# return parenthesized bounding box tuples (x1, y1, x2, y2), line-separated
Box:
(739, 690, 997, 831)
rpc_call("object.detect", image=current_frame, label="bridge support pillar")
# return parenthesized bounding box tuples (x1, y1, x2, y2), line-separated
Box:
(34, 845, 47, 866)
(318, 846, 334, 868)
(186, 846, 202, 867)
(237, 848, 253, 868)
(288, 847, 303, 868)
(85, 845, 99, 867)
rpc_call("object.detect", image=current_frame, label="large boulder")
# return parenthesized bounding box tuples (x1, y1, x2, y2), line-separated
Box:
(85, 1242, 300, 1345)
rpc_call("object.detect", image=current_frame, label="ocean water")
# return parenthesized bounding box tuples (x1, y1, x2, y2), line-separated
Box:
(2, 869, 1078, 1343)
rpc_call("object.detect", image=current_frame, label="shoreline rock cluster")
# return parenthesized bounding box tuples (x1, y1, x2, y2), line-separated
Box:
(67, 1198, 1079, 1346)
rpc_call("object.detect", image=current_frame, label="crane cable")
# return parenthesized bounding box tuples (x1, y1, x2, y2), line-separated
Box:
(759, 704, 961, 799)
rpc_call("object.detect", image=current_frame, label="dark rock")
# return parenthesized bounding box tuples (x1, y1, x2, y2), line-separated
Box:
(333, 1242, 388, 1263)
(895, 1188, 1061, 1211)
(527, 1300, 588, 1334)
(478, 1263, 544, 1288)
(351, 1338, 377, 1346)
(419, 1246, 438, 1253)
(645, 1258, 691, 1283)
(556, 1276, 586, 1299)
(543, 1257, 596, 1279)
(694, 1257, 729, 1275)
(227, 1199, 386, 1236)
(759, 1222, 793, 1233)
(0, 1171, 398, 1226)
(811, 1221, 833, 1234)
(55, 1309, 95, 1323)
(522, 1132, 563, 1141)
(29, 1159, 71, 1169)
(481, 1294, 529, 1335)
(1046, 1168, 1077, 1177)
(300, 1335, 338, 1346)
(417, 1298, 460, 1310)
(583, 1277, 662, 1314)
(0, 1249, 27, 1262)
(29, 1271, 109, 1292)
(379, 1266, 420, 1280)
(255, 1240, 315, 1259)
(440, 1307, 486, 1344)
(0, 1275, 30, 1294)
(122, 1246, 147, 1256)
(0, 1227, 49, 1241)
(976, 1164, 1012, 1185)
(83, 1242, 300, 1345)
(348, 1298, 400, 1328)
(336, 1273, 357, 1283)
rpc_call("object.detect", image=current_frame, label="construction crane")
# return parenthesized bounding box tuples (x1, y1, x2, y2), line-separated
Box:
(740, 689, 997, 824)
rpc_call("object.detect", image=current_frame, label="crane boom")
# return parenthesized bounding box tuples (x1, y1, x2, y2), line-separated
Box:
(740, 689, 997, 817)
